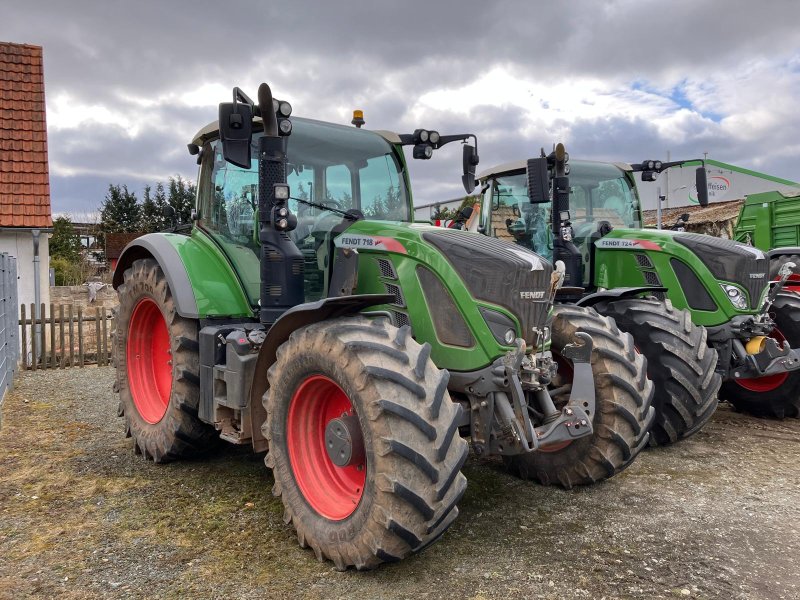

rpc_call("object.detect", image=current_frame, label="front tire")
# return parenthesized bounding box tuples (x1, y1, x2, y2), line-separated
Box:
(721, 293, 800, 418)
(115, 258, 217, 462)
(504, 305, 655, 488)
(592, 297, 721, 445)
(263, 316, 468, 570)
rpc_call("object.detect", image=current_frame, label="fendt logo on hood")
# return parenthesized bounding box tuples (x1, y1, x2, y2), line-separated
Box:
(520, 291, 546, 300)
(595, 239, 662, 251)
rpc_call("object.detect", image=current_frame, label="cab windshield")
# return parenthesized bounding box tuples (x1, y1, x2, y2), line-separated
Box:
(196, 118, 411, 303)
(486, 161, 640, 262)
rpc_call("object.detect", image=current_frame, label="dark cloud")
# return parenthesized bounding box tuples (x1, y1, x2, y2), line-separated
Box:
(3, 0, 800, 215)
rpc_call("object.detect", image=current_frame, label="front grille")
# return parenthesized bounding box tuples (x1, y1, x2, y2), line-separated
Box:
(643, 271, 661, 286)
(417, 266, 475, 348)
(674, 233, 767, 309)
(422, 229, 553, 347)
(635, 253, 653, 269)
(671, 258, 717, 311)
(384, 282, 405, 307)
(377, 258, 397, 279)
(391, 310, 410, 329)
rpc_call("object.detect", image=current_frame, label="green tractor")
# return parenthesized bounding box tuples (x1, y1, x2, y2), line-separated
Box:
(113, 83, 654, 570)
(476, 151, 800, 427)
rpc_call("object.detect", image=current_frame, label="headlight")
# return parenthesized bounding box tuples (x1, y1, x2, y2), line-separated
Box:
(720, 284, 748, 310)
(278, 101, 292, 117)
(480, 307, 519, 347)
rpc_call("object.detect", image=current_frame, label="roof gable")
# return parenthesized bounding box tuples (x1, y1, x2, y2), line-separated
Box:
(0, 42, 52, 228)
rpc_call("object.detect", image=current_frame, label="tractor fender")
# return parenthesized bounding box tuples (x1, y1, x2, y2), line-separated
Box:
(247, 293, 393, 452)
(767, 247, 800, 260)
(112, 234, 200, 318)
(576, 286, 669, 308)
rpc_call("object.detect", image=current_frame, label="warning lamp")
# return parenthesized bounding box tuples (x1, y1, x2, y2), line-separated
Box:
(352, 110, 365, 128)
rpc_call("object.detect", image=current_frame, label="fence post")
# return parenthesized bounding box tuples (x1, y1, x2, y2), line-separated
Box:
(49, 302, 56, 369)
(78, 307, 84, 368)
(59, 304, 65, 368)
(68, 304, 75, 368)
(40, 303, 46, 369)
(30, 303, 37, 371)
(101, 308, 109, 366)
(94, 307, 101, 365)
(20, 303, 27, 370)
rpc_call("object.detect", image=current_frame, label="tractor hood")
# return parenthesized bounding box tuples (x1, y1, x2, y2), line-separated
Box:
(671, 232, 768, 310)
(594, 228, 768, 315)
(337, 220, 555, 370)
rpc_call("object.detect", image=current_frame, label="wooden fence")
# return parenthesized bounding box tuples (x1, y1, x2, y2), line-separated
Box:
(18, 303, 114, 370)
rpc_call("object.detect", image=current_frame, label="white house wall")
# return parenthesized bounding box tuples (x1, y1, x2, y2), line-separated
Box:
(0, 230, 51, 312)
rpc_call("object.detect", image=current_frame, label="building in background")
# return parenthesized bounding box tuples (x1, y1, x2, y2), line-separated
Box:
(105, 232, 143, 271)
(0, 41, 52, 311)
(413, 198, 465, 222)
(638, 159, 800, 211)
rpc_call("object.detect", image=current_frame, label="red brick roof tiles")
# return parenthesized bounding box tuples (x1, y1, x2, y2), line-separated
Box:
(0, 42, 52, 228)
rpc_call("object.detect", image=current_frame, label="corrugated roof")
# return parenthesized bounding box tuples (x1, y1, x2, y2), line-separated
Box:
(0, 42, 52, 228)
(642, 199, 744, 227)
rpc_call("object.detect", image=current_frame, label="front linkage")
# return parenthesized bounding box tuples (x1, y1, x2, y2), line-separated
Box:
(451, 333, 595, 457)
(710, 261, 800, 380)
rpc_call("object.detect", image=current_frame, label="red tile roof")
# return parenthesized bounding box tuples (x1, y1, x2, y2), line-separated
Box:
(0, 42, 52, 228)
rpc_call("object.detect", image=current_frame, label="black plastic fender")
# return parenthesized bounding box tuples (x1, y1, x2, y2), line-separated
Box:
(112, 234, 200, 318)
(247, 293, 393, 452)
(576, 286, 668, 308)
(767, 247, 800, 260)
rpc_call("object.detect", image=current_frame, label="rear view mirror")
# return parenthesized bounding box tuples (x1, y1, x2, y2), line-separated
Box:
(462, 144, 479, 193)
(219, 101, 253, 169)
(695, 167, 709, 207)
(527, 158, 549, 203)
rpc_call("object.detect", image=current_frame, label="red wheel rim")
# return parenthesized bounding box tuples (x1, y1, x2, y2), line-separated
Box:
(126, 298, 172, 424)
(287, 375, 366, 520)
(735, 329, 789, 392)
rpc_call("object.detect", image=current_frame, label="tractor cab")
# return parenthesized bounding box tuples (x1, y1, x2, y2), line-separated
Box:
(193, 117, 413, 304)
(479, 159, 641, 285)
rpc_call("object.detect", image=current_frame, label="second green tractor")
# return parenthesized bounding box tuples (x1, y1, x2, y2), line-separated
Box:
(475, 150, 800, 432)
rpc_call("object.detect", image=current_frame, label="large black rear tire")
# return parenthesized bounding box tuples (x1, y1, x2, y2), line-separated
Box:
(504, 305, 655, 488)
(263, 316, 468, 570)
(592, 297, 721, 445)
(720, 292, 800, 418)
(115, 258, 217, 462)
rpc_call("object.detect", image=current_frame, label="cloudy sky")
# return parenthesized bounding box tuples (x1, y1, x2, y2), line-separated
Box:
(4, 0, 800, 216)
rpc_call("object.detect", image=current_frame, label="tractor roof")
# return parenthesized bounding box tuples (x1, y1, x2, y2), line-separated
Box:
(191, 116, 401, 147)
(477, 159, 634, 181)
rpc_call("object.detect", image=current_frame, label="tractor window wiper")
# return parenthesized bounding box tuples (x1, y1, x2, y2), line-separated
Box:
(290, 196, 359, 221)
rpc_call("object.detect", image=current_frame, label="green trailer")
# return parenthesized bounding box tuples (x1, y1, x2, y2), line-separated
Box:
(733, 189, 800, 282)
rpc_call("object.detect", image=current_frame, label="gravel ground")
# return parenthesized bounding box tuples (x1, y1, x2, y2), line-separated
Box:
(1, 367, 799, 600)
